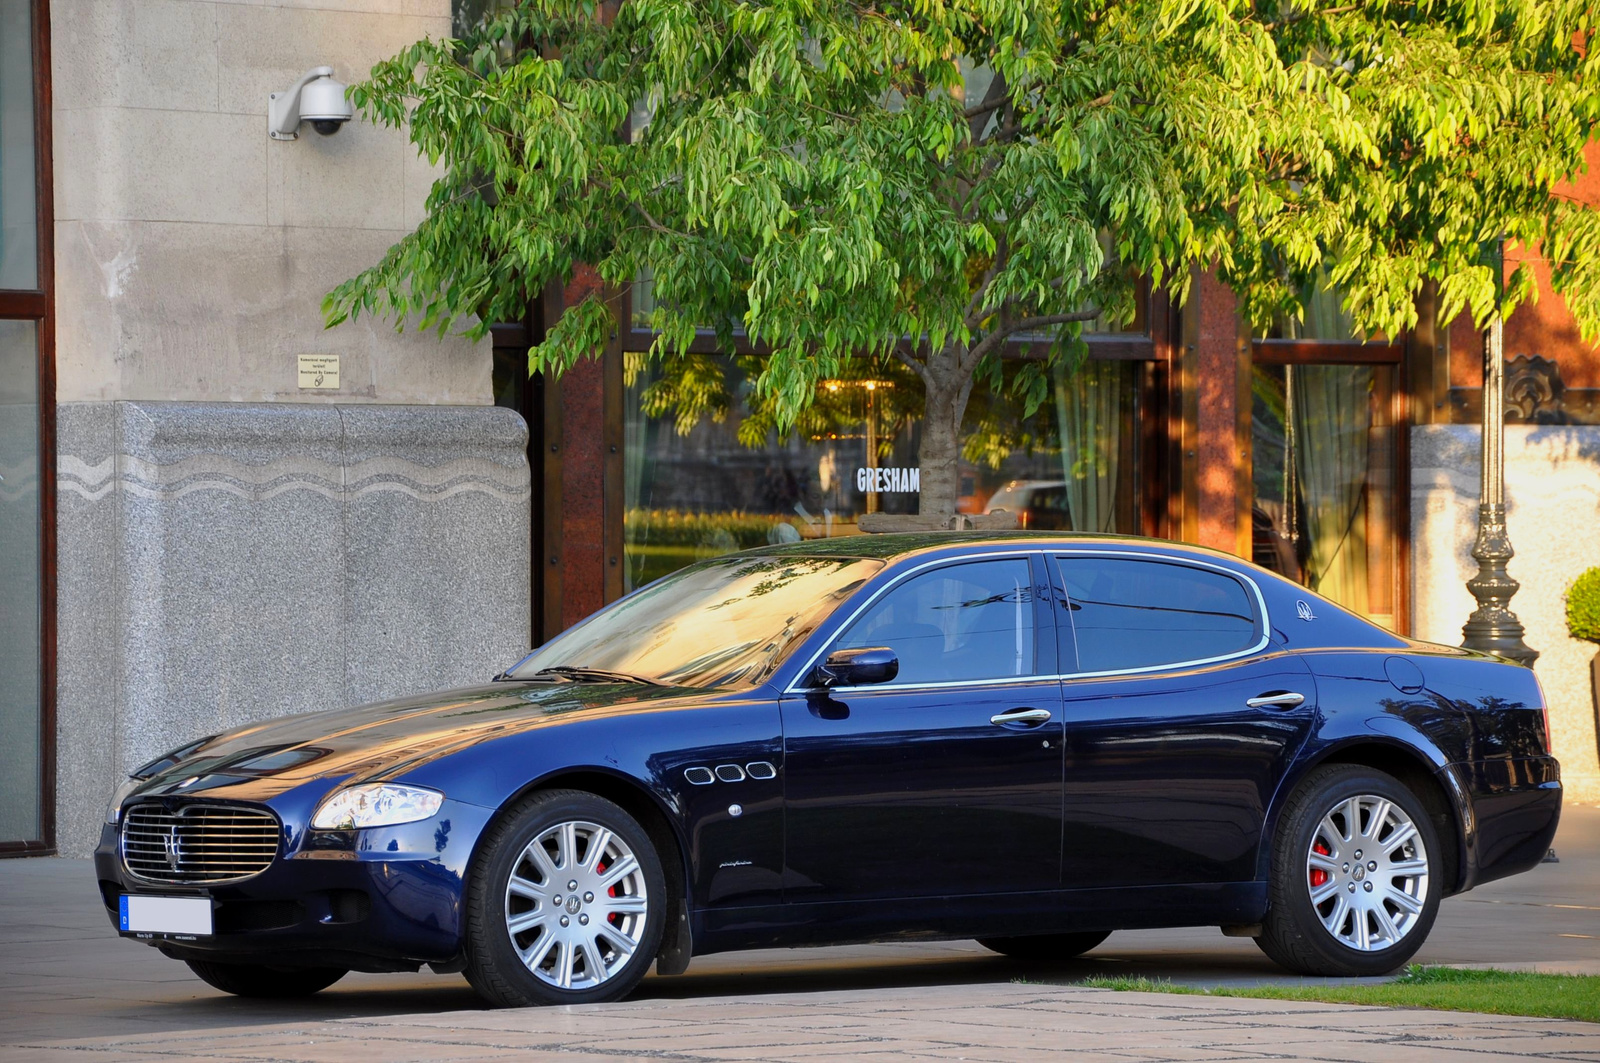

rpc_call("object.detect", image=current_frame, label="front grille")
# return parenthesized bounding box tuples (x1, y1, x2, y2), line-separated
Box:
(121, 803, 281, 885)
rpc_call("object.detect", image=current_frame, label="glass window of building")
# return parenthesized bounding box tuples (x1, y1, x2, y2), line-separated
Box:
(0, 0, 37, 291)
(0, 0, 45, 850)
(622, 353, 1141, 592)
(1251, 274, 1403, 630)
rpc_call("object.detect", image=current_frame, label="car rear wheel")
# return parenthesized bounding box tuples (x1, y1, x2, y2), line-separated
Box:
(976, 930, 1111, 961)
(464, 790, 666, 1007)
(1257, 765, 1441, 976)
(185, 960, 346, 997)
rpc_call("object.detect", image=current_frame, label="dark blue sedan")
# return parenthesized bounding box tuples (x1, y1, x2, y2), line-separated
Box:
(95, 533, 1562, 1006)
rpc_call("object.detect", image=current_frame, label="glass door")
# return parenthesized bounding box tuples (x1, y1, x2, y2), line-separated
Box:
(0, 320, 41, 843)
(0, 0, 51, 852)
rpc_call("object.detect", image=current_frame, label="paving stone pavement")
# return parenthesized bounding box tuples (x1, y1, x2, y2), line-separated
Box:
(2, 806, 1595, 1060)
(7, 982, 1600, 1062)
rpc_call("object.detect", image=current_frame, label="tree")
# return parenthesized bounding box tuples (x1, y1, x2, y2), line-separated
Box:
(327, 0, 1600, 518)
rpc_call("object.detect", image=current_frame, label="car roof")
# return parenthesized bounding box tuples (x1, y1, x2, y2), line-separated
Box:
(742, 531, 1235, 563)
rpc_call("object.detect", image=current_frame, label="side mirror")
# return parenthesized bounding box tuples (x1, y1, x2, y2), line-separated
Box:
(814, 647, 898, 688)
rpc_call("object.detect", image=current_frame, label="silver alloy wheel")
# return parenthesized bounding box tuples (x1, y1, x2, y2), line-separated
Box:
(502, 819, 650, 990)
(1305, 793, 1430, 952)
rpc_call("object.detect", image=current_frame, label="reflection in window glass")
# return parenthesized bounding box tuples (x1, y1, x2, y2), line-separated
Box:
(835, 560, 1036, 684)
(1056, 557, 1256, 673)
(0, 0, 38, 291)
(623, 356, 1138, 591)
(1251, 364, 1395, 627)
(509, 555, 882, 688)
(0, 319, 40, 841)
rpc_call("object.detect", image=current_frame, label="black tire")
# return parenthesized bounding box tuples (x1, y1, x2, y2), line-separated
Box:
(976, 930, 1111, 961)
(1256, 764, 1442, 976)
(186, 960, 346, 998)
(464, 790, 667, 1007)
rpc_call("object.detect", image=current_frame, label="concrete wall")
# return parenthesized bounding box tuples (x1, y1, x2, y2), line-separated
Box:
(54, 401, 531, 856)
(1412, 425, 1600, 803)
(51, 0, 488, 404)
(46, 1, 535, 857)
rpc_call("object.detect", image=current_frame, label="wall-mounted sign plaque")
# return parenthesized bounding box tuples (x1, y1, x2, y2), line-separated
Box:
(298, 354, 340, 390)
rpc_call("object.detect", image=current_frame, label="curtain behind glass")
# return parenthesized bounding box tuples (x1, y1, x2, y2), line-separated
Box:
(1291, 365, 1372, 613)
(1054, 360, 1125, 532)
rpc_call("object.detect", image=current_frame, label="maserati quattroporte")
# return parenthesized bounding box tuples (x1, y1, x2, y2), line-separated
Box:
(96, 533, 1561, 1006)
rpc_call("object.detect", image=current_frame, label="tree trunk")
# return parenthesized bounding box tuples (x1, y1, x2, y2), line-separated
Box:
(917, 346, 974, 518)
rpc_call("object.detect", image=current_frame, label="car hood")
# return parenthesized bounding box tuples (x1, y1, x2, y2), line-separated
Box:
(126, 681, 710, 802)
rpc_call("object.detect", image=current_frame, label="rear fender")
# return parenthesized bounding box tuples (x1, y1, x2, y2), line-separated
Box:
(1262, 730, 1472, 897)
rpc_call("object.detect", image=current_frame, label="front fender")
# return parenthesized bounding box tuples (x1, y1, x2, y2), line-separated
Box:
(391, 695, 786, 918)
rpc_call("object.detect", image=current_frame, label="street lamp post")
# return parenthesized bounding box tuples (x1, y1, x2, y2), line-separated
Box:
(1461, 292, 1539, 666)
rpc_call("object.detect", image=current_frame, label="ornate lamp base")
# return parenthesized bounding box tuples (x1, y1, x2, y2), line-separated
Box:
(1461, 503, 1539, 667)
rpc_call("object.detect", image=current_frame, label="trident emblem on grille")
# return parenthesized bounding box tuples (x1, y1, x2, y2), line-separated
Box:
(161, 824, 182, 872)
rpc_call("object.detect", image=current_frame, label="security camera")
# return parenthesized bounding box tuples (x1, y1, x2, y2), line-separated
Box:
(268, 67, 353, 140)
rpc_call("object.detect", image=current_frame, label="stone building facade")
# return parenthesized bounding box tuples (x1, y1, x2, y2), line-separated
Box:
(2, 0, 1597, 859)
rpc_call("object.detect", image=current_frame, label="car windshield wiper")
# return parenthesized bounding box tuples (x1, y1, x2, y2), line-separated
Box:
(523, 666, 663, 687)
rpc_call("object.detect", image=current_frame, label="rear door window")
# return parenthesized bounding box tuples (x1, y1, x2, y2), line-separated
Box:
(1054, 556, 1261, 674)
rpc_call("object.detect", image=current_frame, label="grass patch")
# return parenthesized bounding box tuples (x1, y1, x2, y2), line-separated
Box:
(1069, 966, 1600, 1023)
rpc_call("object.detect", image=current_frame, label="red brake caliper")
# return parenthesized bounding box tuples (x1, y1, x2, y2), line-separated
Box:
(597, 860, 620, 925)
(1309, 841, 1331, 888)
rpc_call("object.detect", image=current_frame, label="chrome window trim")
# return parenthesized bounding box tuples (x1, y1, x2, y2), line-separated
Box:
(818, 676, 1065, 697)
(1051, 549, 1272, 679)
(782, 550, 1042, 695)
(782, 546, 1274, 694)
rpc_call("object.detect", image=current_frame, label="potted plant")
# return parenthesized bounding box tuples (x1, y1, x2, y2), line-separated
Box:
(1567, 566, 1600, 751)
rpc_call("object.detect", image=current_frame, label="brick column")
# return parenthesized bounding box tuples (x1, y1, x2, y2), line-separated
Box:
(1191, 269, 1251, 555)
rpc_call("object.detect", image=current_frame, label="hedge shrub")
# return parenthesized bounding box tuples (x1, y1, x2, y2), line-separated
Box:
(1567, 566, 1600, 644)
(624, 508, 798, 549)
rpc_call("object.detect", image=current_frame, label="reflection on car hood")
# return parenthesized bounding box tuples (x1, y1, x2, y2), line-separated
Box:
(130, 681, 706, 801)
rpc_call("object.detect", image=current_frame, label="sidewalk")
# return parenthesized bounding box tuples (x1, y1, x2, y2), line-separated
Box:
(2, 806, 1595, 1060)
(8, 981, 1600, 1062)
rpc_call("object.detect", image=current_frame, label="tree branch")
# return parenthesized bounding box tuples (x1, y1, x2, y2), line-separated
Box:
(964, 234, 1009, 323)
(967, 71, 1009, 143)
(963, 309, 1102, 369)
(892, 345, 934, 386)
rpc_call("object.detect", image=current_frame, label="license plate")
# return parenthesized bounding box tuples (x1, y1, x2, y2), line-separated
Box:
(120, 894, 212, 936)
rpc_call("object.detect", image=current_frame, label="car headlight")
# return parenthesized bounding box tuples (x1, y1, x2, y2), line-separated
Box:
(311, 783, 443, 830)
(105, 775, 143, 824)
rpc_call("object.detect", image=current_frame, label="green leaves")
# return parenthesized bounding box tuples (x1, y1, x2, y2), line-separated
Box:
(329, 0, 1600, 456)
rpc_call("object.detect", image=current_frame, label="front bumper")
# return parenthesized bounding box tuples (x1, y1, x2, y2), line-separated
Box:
(94, 797, 495, 972)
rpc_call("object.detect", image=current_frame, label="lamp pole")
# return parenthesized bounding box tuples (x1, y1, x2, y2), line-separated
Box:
(1462, 242, 1538, 666)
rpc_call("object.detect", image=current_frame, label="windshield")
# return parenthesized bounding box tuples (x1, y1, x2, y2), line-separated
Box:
(505, 555, 884, 688)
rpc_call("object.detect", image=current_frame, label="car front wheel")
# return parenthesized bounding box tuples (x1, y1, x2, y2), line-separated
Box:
(1257, 765, 1442, 976)
(464, 790, 666, 1007)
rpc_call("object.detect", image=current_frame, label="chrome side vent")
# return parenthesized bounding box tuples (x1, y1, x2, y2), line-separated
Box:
(121, 803, 281, 885)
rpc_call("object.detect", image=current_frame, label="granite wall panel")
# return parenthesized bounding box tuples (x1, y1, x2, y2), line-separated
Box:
(54, 401, 531, 856)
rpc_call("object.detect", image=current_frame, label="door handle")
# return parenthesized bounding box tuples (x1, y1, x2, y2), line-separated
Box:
(1246, 692, 1306, 710)
(990, 707, 1053, 727)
